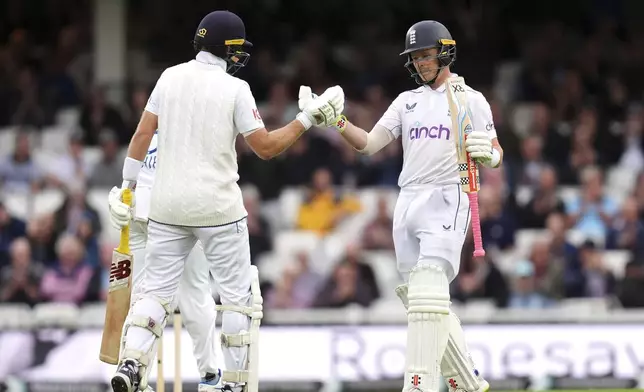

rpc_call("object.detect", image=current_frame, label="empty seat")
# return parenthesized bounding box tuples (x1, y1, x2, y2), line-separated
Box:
(40, 126, 72, 155)
(362, 251, 401, 299)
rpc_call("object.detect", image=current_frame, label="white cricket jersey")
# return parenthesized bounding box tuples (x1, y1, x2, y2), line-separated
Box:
(145, 51, 265, 226)
(376, 75, 497, 188)
(133, 132, 158, 221)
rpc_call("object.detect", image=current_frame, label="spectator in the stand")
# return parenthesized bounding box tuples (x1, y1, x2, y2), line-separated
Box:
(45, 131, 92, 190)
(362, 194, 395, 251)
(617, 260, 644, 308)
(563, 120, 601, 184)
(87, 129, 124, 188)
(242, 185, 272, 263)
(606, 196, 644, 256)
(518, 165, 565, 228)
(52, 183, 102, 258)
(634, 172, 644, 220)
(266, 251, 323, 309)
(529, 238, 565, 299)
(313, 259, 377, 308)
(566, 166, 618, 240)
(545, 212, 583, 297)
(341, 243, 380, 301)
(256, 80, 299, 126)
(296, 168, 361, 235)
(574, 240, 616, 298)
(26, 214, 57, 265)
(451, 234, 509, 307)
(479, 187, 516, 251)
(516, 135, 548, 187)
(508, 259, 552, 309)
(0, 131, 42, 193)
(0, 238, 42, 306)
(79, 86, 127, 145)
(40, 234, 93, 304)
(0, 201, 26, 267)
(11, 67, 49, 127)
(617, 104, 644, 173)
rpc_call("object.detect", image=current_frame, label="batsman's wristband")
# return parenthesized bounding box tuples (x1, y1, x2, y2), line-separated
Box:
(334, 115, 348, 133)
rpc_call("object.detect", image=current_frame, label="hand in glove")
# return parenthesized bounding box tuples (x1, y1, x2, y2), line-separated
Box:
(465, 129, 494, 166)
(298, 86, 318, 111)
(295, 85, 344, 129)
(108, 186, 134, 230)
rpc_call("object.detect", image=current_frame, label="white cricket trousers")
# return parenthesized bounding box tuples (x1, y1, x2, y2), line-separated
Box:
(125, 217, 253, 377)
(393, 184, 471, 283)
(128, 221, 218, 377)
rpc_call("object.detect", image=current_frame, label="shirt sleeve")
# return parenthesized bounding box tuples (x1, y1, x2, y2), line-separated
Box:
(145, 73, 165, 115)
(376, 94, 404, 139)
(470, 92, 497, 139)
(235, 82, 265, 136)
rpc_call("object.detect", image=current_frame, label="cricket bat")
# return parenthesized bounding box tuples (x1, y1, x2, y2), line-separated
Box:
(445, 76, 486, 258)
(99, 188, 134, 364)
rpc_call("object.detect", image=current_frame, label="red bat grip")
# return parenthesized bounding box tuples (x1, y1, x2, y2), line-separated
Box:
(467, 192, 486, 258)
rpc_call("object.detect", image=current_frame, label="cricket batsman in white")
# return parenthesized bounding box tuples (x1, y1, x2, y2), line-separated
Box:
(300, 21, 503, 392)
(108, 130, 223, 391)
(109, 9, 344, 392)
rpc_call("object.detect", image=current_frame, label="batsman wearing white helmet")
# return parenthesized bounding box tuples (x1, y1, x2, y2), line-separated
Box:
(109, 9, 344, 392)
(108, 131, 223, 392)
(300, 21, 503, 392)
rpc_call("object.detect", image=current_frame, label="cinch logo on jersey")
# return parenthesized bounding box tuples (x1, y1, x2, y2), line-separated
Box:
(409, 124, 450, 140)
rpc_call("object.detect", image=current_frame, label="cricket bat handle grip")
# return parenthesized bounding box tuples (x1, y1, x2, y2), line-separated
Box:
(467, 192, 486, 258)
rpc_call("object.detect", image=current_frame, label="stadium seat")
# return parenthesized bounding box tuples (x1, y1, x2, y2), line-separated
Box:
(0, 126, 17, 157)
(277, 187, 305, 230)
(2, 191, 31, 219)
(557, 186, 580, 205)
(362, 251, 402, 299)
(55, 107, 80, 129)
(602, 250, 631, 279)
(0, 304, 34, 330)
(33, 302, 80, 328)
(78, 303, 107, 328)
(606, 165, 637, 196)
(40, 126, 72, 155)
(509, 104, 534, 138)
(87, 188, 117, 243)
(514, 229, 546, 257)
(514, 185, 533, 207)
(33, 189, 65, 216)
(82, 146, 103, 169)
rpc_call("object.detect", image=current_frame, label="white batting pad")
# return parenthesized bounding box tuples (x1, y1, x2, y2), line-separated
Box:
(404, 263, 450, 392)
(217, 265, 263, 392)
(441, 311, 484, 391)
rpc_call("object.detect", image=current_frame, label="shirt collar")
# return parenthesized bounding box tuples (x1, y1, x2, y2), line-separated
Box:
(195, 51, 227, 71)
(425, 72, 458, 93)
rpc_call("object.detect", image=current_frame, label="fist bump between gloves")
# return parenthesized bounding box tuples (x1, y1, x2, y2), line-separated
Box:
(295, 85, 344, 129)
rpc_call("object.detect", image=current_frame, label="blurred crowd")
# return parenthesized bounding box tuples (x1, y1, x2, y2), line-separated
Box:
(1, 0, 644, 312)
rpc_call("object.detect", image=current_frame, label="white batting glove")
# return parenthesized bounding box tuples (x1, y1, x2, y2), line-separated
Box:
(298, 86, 318, 111)
(108, 186, 133, 230)
(296, 85, 345, 129)
(465, 129, 493, 165)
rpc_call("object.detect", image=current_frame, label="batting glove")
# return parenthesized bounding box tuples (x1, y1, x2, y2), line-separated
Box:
(465, 129, 493, 166)
(297, 86, 318, 111)
(108, 186, 133, 230)
(296, 85, 345, 129)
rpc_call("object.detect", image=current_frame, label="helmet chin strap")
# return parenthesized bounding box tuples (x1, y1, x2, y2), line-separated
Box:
(418, 65, 444, 85)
